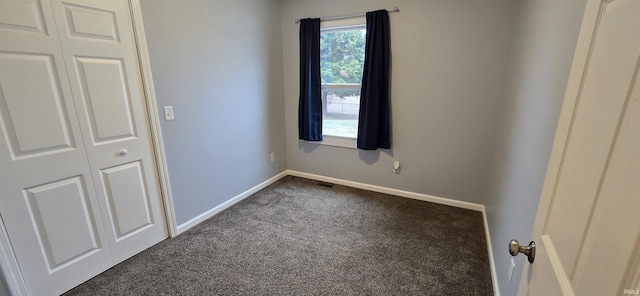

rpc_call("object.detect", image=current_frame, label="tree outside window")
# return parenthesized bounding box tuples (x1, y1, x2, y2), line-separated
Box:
(320, 26, 365, 139)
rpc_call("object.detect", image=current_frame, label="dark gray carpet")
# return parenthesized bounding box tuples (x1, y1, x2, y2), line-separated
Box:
(64, 176, 493, 296)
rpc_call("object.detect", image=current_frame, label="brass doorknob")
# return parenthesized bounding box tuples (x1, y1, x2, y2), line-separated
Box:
(509, 239, 536, 264)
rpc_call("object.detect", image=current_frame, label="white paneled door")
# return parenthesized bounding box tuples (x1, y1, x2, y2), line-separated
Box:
(518, 0, 640, 295)
(0, 1, 168, 295)
(48, 0, 168, 265)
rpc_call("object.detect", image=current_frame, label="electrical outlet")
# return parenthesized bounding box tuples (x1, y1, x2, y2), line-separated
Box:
(163, 106, 174, 121)
(270, 152, 275, 162)
(508, 258, 516, 283)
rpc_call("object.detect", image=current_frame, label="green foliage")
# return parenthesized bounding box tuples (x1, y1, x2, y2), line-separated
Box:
(320, 29, 366, 86)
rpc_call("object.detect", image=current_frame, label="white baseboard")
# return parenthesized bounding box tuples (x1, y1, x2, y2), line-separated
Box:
(286, 170, 484, 212)
(176, 171, 288, 234)
(482, 207, 501, 296)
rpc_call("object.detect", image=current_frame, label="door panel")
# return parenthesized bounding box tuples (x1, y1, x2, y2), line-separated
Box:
(0, 0, 48, 34)
(574, 83, 640, 294)
(62, 3, 119, 42)
(75, 57, 136, 143)
(0, 1, 113, 295)
(100, 161, 153, 241)
(50, 0, 168, 264)
(544, 0, 640, 276)
(0, 52, 74, 158)
(520, 0, 640, 295)
(24, 176, 102, 271)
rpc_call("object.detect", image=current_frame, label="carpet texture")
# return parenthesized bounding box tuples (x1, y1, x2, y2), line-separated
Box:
(64, 176, 493, 296)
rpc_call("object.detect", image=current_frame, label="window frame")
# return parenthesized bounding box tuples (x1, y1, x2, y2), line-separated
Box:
(318, 19, 366, 149)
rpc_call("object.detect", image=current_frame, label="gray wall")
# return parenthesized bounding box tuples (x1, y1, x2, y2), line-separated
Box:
(138, 1, 586, 295)
(484, 0, 587, 295)
(281, 0, 519, 204)
(140, 0, 287, 225)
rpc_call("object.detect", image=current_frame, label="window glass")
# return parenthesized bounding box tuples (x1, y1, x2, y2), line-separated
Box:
(320, 26, 365, 139)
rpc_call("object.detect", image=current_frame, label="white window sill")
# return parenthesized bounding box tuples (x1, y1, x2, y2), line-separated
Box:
(310, 136, 357, 149)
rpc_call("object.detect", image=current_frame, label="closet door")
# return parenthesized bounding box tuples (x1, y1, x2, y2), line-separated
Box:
(0, 1, 113, 295)
(0, 0, 168, 294)
(49, 0, 168, 264)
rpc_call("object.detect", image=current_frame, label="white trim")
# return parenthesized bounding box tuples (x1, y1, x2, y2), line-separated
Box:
(285, 170, 484, 212)
(482, 208, 500, 296)
(128, 0, 178, 238)
(317, 136, 357, 149)
(321, 83, 361, 89)
(0, 215, 29, 296)
(176, 171, 289, 234)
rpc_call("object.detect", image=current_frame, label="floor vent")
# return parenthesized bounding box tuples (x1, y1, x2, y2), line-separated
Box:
(317, 182, 334, 188)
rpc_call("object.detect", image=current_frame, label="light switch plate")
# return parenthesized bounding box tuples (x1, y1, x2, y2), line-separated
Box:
(164, 106, 174, 120)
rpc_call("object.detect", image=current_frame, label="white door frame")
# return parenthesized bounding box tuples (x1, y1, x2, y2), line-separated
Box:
(0, 1, 178, 295)
(128, 0, 178, 237)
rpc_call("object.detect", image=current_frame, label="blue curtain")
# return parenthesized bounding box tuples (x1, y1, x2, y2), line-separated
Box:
(357, 10, 391, 150)
(298, 18, 322, 141)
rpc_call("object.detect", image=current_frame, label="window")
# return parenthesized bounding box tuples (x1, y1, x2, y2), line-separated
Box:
(320, 25, 366, 140)
(299, 14, 389, 149)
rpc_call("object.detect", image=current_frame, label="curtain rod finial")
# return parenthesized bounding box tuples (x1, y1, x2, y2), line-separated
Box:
(393, 7, 400, 12)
